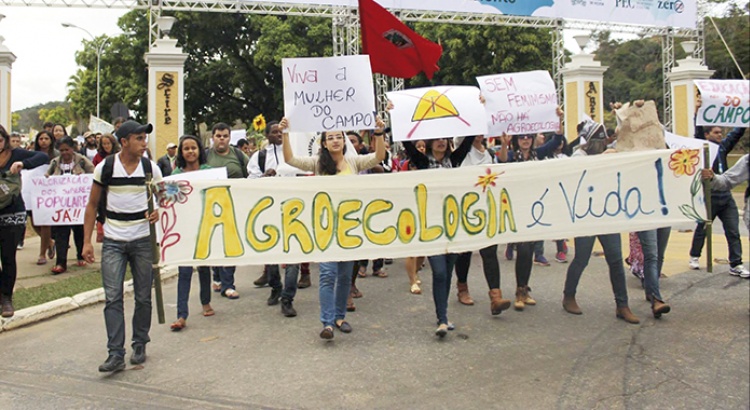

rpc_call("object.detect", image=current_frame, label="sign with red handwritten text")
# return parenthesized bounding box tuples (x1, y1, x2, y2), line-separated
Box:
(477, 70, 559, 136)
(27, 174, 93, 225)
(282, 55, 376, 133)
(695, 80, 750, 128)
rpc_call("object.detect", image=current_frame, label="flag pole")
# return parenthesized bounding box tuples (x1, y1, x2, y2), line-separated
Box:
(702, 143, 713, 273)
(145, 173, 166, 324)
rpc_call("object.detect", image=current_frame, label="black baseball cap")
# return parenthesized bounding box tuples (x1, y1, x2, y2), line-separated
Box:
(115, 120, 153, 140)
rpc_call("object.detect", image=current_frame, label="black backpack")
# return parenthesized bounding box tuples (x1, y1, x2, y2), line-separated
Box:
(97, 155, 153, 223)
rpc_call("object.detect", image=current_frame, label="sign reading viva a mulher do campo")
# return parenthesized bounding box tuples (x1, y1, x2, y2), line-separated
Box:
(282, 55, 377, 133)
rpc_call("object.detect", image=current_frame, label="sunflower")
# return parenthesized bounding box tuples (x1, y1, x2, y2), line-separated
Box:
(668, 149, 700, 177)
(252, 114, 266, 133)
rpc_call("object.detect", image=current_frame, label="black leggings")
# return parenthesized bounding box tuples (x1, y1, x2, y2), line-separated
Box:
(0, 225, 24, 298)
(515, 242, 534, 288)
(454, 245, 501, 289)
(53, 225, 84, 268)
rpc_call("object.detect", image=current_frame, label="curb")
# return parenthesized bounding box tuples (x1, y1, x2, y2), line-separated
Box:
(1, 266, 178, 332)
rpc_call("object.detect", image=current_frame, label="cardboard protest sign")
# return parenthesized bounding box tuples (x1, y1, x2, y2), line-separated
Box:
(156, 149, 705, 266)
(386, 86, 487, 142)
(282, 55, 377, 133)
(477, 70, 559, 136)
(20, 166, 47, 211)
(614, 101, 665, 152)
(664, 131, 718, 167)
(27, 174, 93, 225)
(695, 80, 750, 127)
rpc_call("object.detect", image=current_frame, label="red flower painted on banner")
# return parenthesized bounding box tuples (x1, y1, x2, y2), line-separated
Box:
(157, 180, 193, 208)
(474, 167, 504, 193)
(668, 149, 700, 177)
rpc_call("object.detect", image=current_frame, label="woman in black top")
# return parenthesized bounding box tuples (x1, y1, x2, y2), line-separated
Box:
(0, 125, 50, 317)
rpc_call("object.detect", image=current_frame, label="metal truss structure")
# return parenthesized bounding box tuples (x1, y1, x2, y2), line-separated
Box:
(2, 0, 704, 127)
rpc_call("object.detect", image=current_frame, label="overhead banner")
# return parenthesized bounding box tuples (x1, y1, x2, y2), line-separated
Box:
(694, 80, 750, 128)
(387, 86, 487, 141)
(282, 55, 377, 133)
(232, 1, 697, 28)
(156, 149, 706, 266)
(26, 174, 93, 225)
(477, 70, 559, 136)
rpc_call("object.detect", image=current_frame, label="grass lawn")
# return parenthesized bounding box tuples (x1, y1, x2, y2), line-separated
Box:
(726, 153, 748, 194)
(12, 269, 132, 311)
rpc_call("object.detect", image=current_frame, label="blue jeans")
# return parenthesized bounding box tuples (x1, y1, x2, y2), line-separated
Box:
(318, 261, 354, 327)
(564, 234, 629, 308)
(638, 227, 671, 301)
(211, 266, 236, 293)
(177, 266, 211, 319)
(428, 254, 457, 325)
(690, 193, 743, 267)
(268, 264, 300, 302)
(101, 236, 153, 357)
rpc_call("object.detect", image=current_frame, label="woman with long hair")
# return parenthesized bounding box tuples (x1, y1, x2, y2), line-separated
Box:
(46, 136, 95, 274)
(169, 135, 215, 331)
(92, 134, 120, 166)
(0, 125, 50, 317)
(32, 131, 59, 265)
(281, 117, 386, 340)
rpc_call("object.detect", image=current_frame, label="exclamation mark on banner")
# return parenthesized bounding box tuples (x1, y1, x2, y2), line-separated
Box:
(655, 158, 668, 216)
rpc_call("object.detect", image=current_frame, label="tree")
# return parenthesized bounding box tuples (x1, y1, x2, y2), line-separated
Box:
(38, 105, 72, 126)
(11, 112, 19, 130)
(704, 2, 749, 80)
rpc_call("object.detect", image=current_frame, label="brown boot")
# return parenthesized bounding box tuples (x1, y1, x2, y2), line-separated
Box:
(456, 282, 474, 305)
(523, 286, 536, 306)
(346, 293, 356, 312)
(297, 273, 311, 289)
(651, 297, 671, 319)
(562, 294, 582, 315)
(514, 287, 525, 311)
(616, 306, 640, 324)
(253, 268, 269, 287)
(489, 289, 511, 315)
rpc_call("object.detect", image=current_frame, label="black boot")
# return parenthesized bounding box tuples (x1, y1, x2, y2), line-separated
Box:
(281, 299, 297, 317)
(267, 287, 282, 306)
(130, 344, 146, 365)
(98, 355, 125, 372)
(254, 267, 269, 287)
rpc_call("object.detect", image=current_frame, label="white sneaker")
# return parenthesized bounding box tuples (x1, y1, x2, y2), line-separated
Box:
(688, 257, 700, 270)
(728, 266, 750, 278)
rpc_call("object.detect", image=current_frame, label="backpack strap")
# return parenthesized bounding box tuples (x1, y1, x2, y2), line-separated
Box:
(258, 149, 267, 174)
(234, 147, 249, 178)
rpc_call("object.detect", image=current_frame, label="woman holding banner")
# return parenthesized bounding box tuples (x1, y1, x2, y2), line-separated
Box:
(401, 134, 476, 337)
(170, 135, 215, 331)
(496, 107, 564, 311)
(32, 130, 59, 265)
(280, 116, 386, 340)
(45, 136, 95, 275)
(0, 125, 50, 317)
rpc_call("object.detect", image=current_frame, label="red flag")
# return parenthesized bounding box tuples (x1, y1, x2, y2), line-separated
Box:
(359, 0, 443, 79)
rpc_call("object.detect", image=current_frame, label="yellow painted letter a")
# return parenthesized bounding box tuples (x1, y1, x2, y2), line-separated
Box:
(195, 186, 244, 259)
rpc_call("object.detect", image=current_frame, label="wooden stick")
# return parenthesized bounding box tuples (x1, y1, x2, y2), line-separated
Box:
(145, 173, 165, 324)
(702, 144, 713, 273)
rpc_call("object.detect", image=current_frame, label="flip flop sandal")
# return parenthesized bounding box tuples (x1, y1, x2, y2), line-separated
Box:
(36, 258, 47, 265)
(410, 283, 422, 295)
(223, 289, 240, 299)
(372, 270, 388, 278)
(170, 319, 186, 331)
(202, 305, 215, 317)
(51, 265, 66, 275)
(76, 260, 87, 267)
(357, 266, 367, 278)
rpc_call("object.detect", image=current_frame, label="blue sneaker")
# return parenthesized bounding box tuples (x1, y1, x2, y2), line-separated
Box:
(534, 255, 550, 266)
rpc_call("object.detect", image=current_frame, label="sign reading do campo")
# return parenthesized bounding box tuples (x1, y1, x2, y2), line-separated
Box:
(282, 55, 377, 133)
(694, 79, 750, 128)
(157, 150, 705, 266)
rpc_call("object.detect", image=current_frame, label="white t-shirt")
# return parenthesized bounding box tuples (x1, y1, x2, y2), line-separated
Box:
(93, 154, 162, 241)
(85, 147, 98, 161)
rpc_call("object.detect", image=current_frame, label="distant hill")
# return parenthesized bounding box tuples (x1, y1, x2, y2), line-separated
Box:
(13, 101, 70, 134)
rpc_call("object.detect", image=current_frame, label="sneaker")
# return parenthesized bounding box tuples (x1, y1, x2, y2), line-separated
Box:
(729, 265, 750, 278)
(267, 287, 282, 306)
(130, 344, 146, 365)
(98, 355, 125, 372)
(16, 242, 23, 250)
(505, 244, 514, 261)
(688, 257, 700, 270)
(534, 255, 550, 266)
(555, 252, 568, 263)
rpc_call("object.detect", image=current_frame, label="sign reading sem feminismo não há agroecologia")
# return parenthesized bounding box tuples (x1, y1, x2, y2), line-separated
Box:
(156, 149, 706, 266)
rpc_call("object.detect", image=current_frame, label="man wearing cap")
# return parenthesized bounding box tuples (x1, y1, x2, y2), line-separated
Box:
(157, 142, 178, 177)
(82, 120, 163, 373)
(80, 132, 99, 161)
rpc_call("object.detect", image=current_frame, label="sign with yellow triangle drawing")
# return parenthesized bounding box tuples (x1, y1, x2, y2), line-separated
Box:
(387, 86, 488, 142)
(412, 89, 460, 121)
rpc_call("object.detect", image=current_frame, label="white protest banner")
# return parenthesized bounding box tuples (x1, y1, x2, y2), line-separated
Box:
(664, 131, 718, 167)
(477, 70, 559, 136)
(88, 115, 115, 135)
(386, 86, 487, 142)
(282, 55, 376, 133)
(155, 149, 705, 266)
(21, 166, 47, 210)
(694, 80, 750, 127)
(27, 174, 93, 225)
(230, 130, 246, 146)
(164, 167, 228, 182)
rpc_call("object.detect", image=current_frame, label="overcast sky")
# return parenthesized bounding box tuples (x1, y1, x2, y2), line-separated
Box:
(0, 5, 640, 114)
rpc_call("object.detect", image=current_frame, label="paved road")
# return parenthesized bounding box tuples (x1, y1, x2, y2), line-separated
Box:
(0, 251, 748, 409)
